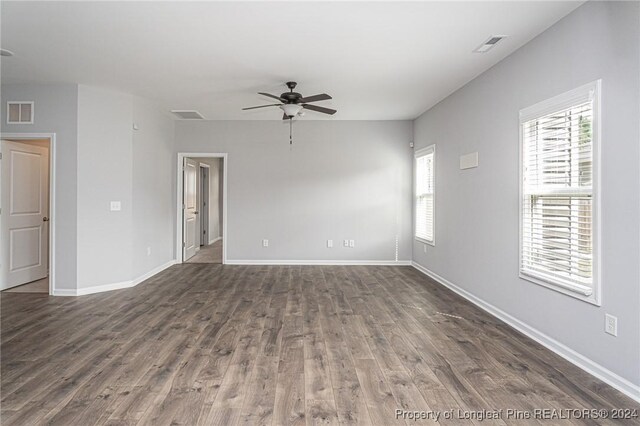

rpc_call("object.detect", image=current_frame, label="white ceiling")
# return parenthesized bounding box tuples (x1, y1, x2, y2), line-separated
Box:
(1, 1, 582, 120)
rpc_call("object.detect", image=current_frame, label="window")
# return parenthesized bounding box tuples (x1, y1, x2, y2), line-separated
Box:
(415, 145, 435, 245)
(519, 81, 600, 305)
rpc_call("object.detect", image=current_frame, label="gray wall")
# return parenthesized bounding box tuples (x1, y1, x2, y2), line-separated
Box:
(1, 83, 78, 290)
(1, 83, 175, 290)
(132, 97, 176, 278)
(412, 1, 640, 386)
(77, 86, 176, 288)
(175, 120, 413, 262)
(77, 85, 134, 287)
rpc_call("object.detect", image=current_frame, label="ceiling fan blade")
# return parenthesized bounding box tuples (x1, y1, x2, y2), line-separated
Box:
(242, 104, 281, 110)
(299, 93, 332, 103)
(258, 92, 284, 102)
(302, 104, 337, 115)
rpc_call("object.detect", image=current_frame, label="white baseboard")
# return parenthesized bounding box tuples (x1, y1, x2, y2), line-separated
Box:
(52, 260, 176, 297)
(411, 261, 640, 404)
(76, 279, 133, 296)
(208, 236, 222, 245)
(130, 260, 177, 286)
(226, 259, 412, 266)
(50, 288, 77, 296)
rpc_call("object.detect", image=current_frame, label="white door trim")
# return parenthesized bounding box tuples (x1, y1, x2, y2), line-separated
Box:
(1, 132, 56, 295)
(176, 153, 227, 264)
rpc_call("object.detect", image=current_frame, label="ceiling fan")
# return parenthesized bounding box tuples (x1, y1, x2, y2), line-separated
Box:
(242, 81, 337, 120)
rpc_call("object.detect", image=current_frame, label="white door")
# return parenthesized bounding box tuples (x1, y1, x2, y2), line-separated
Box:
(183, 158, 198, 260)
(1, 140, 49, 289)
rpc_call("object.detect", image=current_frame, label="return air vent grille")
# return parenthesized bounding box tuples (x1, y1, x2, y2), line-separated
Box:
(171, 110, 205, 120)
(7, 101, 34, 124)
(473, 35, 507, 53)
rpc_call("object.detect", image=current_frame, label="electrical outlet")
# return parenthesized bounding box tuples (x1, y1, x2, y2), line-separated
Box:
(349, 240, 355, 248)
(343, 239, 349, 247)
(262, 239, 269, 247)
(605, 314, 618, 336)
(146, 246, 151, 256)
(327, 239, 333, 248)
(110, 201, 121, 211)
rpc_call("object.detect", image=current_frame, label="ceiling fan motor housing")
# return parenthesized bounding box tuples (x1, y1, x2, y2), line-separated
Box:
(281, 91, 302, 104)
(281, 81, 302, 104)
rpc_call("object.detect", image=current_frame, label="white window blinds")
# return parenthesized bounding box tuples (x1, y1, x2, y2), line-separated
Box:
(415, 146, 435, 244)
(520, 82, 600, 303)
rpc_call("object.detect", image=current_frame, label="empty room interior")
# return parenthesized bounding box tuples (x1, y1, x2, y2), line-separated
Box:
(1, 1, 639, 425)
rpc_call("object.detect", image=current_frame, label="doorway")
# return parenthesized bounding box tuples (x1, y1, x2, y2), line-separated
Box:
(200, 164, 209, 247)
(176, 153, 226, 264)
(1, 134, 56, 294)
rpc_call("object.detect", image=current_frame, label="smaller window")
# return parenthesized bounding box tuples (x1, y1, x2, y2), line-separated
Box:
(7, 102, 34, 124)
(415, 145, 435, 245)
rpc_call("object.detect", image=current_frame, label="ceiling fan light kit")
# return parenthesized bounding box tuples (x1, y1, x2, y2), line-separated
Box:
(243, 81, 337, 144)
(280, 104, 303, 117)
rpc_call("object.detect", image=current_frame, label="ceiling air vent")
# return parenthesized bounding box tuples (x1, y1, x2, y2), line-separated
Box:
(7, 101, 34, 124)
(473, 35, 507, 53)
(171, 110, 205, 120)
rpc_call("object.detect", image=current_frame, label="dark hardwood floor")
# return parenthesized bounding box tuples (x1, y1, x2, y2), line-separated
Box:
(1, 265, 638, 425)
(186, 239, 223, 264)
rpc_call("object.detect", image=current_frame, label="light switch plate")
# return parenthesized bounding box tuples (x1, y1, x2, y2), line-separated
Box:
(262, 239, 269, 247)
(110, 201, 121, 211)
(349, 240, 355, 248)
(327, 239, 333, 248)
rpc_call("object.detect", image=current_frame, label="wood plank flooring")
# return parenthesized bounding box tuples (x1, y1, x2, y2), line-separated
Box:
(2, 277, 48, 294)
(1, 265, 638, 425)
(186, 240, 223, 264)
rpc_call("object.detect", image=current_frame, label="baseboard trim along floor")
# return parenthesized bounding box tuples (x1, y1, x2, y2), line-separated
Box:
(226, 260, 412, 266)
(52, 260, 177, 297)
(411, 261, 640, 404)
(208, 236, 222, 245)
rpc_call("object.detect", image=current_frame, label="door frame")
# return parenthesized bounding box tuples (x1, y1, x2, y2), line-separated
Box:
(1, 132, 56, 295)
(176, 153, 227, 264)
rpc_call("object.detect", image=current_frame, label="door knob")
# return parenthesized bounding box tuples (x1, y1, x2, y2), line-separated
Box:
(43, 217, 49, 222)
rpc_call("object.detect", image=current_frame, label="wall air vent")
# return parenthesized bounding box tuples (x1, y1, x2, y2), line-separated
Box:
(7, 101, 34, 124)
(473, 35, 507, 53)
(171, 110, 205, 120)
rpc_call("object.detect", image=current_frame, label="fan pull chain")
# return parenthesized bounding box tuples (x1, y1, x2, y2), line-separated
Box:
(289, 118, 293, 145)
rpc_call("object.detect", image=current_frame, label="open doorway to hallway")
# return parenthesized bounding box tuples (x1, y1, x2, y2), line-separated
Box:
(1, 136, 54, 294)
(181, 156, 224, 264)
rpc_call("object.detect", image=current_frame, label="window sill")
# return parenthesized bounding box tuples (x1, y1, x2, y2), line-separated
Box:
(415, 237, 435, 247)
(519, 271, 600, 306)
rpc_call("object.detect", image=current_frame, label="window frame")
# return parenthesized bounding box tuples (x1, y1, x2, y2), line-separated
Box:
(415, 144, 435, 246)
(518, 80, 601, 306)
